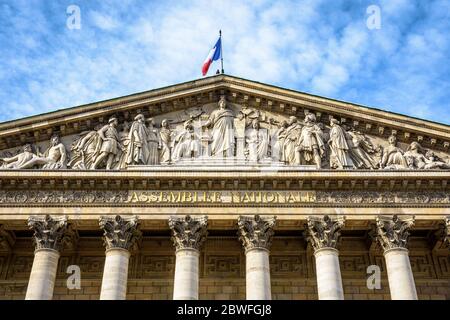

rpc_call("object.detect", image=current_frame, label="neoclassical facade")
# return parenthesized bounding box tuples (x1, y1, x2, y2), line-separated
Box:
(0, 75, 449, 300)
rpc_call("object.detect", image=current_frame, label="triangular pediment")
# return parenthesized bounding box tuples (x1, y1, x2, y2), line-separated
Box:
(0, 74, 449, 171)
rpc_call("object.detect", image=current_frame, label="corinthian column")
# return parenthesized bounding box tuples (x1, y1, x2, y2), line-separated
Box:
(99, 215, 140, 300)
(305, 215, 345, 300)
(26, 215, 67, 300)
(375, 215, 417, 300)
(169, 215, 208, 300)
(238, 215, 276, 300)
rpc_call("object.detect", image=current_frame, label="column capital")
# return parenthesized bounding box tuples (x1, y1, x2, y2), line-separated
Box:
(238, 215, 276, 252)
(28, 215, 68, 251)
(304, 215, 345, 251)
(169, 215, 208, 251)
(375, 215, 414, 252)
(99, 215, 141, 251)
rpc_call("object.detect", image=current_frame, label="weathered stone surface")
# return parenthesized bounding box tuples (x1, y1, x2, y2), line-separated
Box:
(238, 215, 276, 252)
(99, 215, 141, 251)
(28, 215, 67, 251)
(375, 215, 414, 251)
(304, 215, 345, 251)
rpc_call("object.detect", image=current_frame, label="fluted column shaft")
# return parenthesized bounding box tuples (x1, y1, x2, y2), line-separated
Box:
(238, 215, 276, 300)
(99, 215, 140, 300)
(169, 215, 208, 300)
(376, 215, 417, 300)
(25, 215, 67, 300)
(305, 215, 345, 300)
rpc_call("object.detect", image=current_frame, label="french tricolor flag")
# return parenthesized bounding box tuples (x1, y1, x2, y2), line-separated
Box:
(202, 37, 222, 76)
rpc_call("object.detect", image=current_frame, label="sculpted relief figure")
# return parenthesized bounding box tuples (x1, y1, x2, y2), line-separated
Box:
(202, 96, 235, 158)
(146, 118, 160, 165)
(245, 119, 269, 162)
(126, 114, 150, 166)
(380, 135, 407, 169)
(280, 116, 302, 165)
(159, 119, 172, 164)
(345, 126, 378, 169)
(272, 120, 289, 162)
(68, 124, 103, 170)
(92, 117, 123, 170)
(172, 119, 201, 161)
(404, 142, 427, 169)
(0, 144, 36, 169)
(298, 111, 325, 169)
(113, 121, 131, 169)
(424, 150, 450, 169)
(0, 136, 67, 169)
(404, 142, 450, 169)
(328, 118, 354, 169)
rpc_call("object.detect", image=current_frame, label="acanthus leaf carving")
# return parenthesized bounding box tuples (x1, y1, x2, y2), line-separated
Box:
(304, 215, 345, 251)
(375, 215, 415, 251)
(237, 215, 276, 251)
(28, 214, 68, 251)
(168, 215, 208, 251)
(99, 215, 141, 251)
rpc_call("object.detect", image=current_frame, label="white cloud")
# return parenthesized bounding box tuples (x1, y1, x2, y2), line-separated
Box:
(0, 0, 449, 125)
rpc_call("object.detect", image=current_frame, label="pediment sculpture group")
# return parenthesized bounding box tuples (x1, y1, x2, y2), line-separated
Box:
(1, 97, 449, 170)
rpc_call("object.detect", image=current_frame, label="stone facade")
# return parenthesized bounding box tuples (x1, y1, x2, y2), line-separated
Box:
(0, 75, 448, 300)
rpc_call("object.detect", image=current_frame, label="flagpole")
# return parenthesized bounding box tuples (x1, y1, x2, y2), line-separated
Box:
(219, 30, 224, 74)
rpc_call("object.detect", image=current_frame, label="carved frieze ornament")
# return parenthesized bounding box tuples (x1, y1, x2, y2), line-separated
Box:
(237, 215, 276, 252)
(375, 215, 415, 251)
(168, 215, 208, 251)
(28, 215, 68, 251)
(304, 215, 345, 251)
(99, 215, 141, 251)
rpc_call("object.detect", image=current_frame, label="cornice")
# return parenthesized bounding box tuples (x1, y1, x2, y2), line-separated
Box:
(0, 75, 449, 152)
(0, 169, 448, 192)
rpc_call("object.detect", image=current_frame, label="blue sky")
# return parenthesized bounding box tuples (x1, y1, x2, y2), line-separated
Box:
(0, 0, 449, 124)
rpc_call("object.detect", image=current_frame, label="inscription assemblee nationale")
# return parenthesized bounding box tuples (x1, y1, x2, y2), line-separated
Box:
(127, 190, 316, 204)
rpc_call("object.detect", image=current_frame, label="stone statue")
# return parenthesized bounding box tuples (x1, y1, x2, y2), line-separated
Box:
(146, 118, 160, 165)
(280, 116, 302, 165)
(202, 96, 235, 158)
(298, 111, 325, 169)
(423, 150, 450, 169)
(245, 119, 269, 162)
(328, 118, 354, 169)
(345, 127, 377, 169)
(159, 119, 172, 165)
(125, 114, 150, 166)
(404, 142, 427, 169)
(3, 135, 67, 170)
(113, 121, 131, 170)
(68, 124, 103, 170)
(92, 117, 123, 170)
(0, 144, 36, 169)
(238, 105, 260, 128)
(172, 119, 201, 161)
(35, 135, 67, 169)
(380, 135, 407, 169)
(272, 120, 289, 162)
